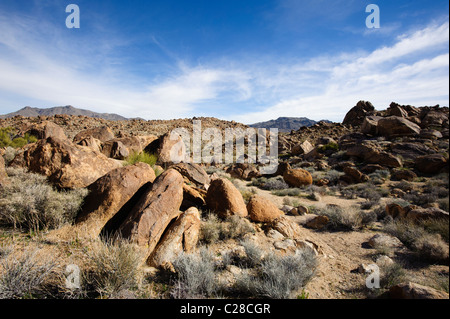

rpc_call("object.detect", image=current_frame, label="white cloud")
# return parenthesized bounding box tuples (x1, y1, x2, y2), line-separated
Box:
(0, 10, 448, 124)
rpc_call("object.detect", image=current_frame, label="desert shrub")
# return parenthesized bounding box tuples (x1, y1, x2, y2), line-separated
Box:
(200, 213, 223, 244)
(0, 127, 37, 148)
(383, 219, 427, 248)
(317, 205, 368, 231)
(403, 191, 438, 207)
(171, 247, 218, 299)
(2, 146, 17, 164)
(224, 215, 255, 240)
(239, 187, 257, 204)
(240, 239, 265, 268)
(0, 168, 88, 232)
(271, 188, 302, 197)
(200, 214, 254, 244)
(84, 238, 144, 298)
(380, 263, 407, 289)
(261, 176, 290, 190)
(0, 248, 57, 299)
(412, 233, 449, 263)
(421, 218, 449, 243)
(235, 248, 317, 299)
(125, 151, 157, 167)
(436, 197, 449, 213)
(318, 142, 339, 153)
(323, 169, 344, 184)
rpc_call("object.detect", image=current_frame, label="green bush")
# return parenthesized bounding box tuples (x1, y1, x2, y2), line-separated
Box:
(0, 127, 37, 148)
(125, 151, 157, 167)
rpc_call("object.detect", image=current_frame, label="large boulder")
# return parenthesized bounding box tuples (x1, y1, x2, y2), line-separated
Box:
(118, 169, 184, 262)
(415, 154, 448, 175)
(270, 215, 302, 238)
(101, 135, 158, 160)
(361, 116, 383, 135)
(406, 207, 449, 222)
(345, 140, 402, 168)
(291, 140, 314, 156)
(181, 183, 207, 210)
(77, 136, 103, 153)
(283, 168, 313, 187)
(147, 207, 201, 268)
(75, 163, 156, 237)
(226, 163, 260, 181)
(172, 162, 210, 189)
(73, 126, 115, 144)
(389, 282, 449, 299)
(148, 132, 187, 165)
(206, 178, 248, 218)
(25, 121, 67, 140)
(247, 195, 284, 223)
(10, 137, 122, 189)
(343, 101, 375, 127)
(377, 116, 421, 137)
(341, 166, 369, 184)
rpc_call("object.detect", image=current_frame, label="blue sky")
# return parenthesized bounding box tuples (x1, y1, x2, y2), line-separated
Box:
(0, 0, 448, 123)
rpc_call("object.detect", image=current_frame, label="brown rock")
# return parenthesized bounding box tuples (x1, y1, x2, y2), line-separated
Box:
(415, 154, 448, 175)
(172, 162, 210, 188)
(155, 132, 186, 165)
(406, 207, 449, 222)
(377, 116, 421, 137)
(385, 203, 407, 219)
(361, 116, 382, 135)
(391, 169, 417, 181)
(292, 140, 314, 156)
(118, 169, 184, 261)
(305, 215, 329, 230)
(75, 163, 156, 238)
(270, 215, 302, 238)
(342, 166, 369, 184)
(226, 163, 260, 181)
(73, 126, 115, 144)
(206, 178, 248, 218)
(389, 282, 449, 299)
(368, 234, 403, 249)
(283, 168, 313, 187)
(25, 121, 67, 140)
(181, 183, 207, 210)
(247, 195, 284, 223)
(147, 207, 201, 267)
(343, 101, 375, 127)
(10, 137, 122, 189)
(77, 136, 103, 152)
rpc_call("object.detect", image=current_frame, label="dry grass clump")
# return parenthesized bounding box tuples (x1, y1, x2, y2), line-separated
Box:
(84, 237, 145, 298)
(0, 247, 57, 299)
(234, 246, 317, 299)
(0, 168, 88, 232)
(200, 213, 255, 245)
(315, 205, 376, 231)
(170, 247, 218, 299)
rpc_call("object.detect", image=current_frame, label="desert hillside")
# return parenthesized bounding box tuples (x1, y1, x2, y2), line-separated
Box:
(0, 101, 448, 300)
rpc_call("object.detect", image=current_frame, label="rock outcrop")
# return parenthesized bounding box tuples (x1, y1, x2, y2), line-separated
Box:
(75, 163, 156, 237)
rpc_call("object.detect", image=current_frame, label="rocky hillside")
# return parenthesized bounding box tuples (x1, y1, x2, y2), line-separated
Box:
(0, 105, 129, 121)
(0, 100, 448, 300)
(249, 117, 332, 132)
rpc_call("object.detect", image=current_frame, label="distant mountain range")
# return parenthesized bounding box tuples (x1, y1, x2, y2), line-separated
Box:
(0, 106, 129, 121)
(249, 117, 332, 132)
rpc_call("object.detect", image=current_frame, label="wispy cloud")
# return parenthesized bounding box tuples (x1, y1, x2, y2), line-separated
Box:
(0, 8, 448, 123)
